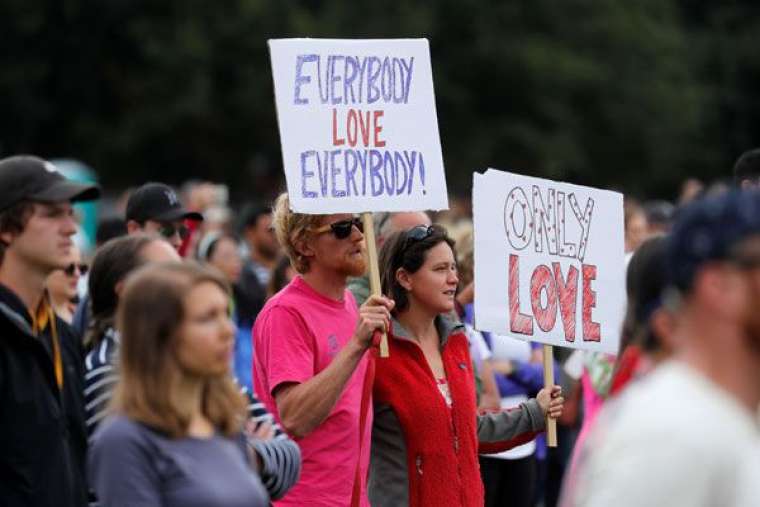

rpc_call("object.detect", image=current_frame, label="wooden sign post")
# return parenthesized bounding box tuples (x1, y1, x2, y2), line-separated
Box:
(362, 212, 389, 357)
(543, 344, 557, 446)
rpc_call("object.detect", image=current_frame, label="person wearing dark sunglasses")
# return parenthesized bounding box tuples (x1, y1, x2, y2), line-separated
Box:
(125, 182, 203, 251)
(368, 224, 564, 507)
(253, 193, 394, 507)
(69, 182, 204, 340)
(46, 244, 86, 324)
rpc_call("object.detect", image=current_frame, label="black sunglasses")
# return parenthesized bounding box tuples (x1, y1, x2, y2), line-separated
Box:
(64, 263, 88, 277)
(404, 225, 435, 247)
(159, 223, 190, 240)
(311, 217, 364, 240)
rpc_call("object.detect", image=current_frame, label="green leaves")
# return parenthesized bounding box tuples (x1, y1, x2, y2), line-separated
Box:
(0, 0, 757, 200)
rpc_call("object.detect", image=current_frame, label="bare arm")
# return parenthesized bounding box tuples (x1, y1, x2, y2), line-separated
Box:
(275, 295, 393, 439)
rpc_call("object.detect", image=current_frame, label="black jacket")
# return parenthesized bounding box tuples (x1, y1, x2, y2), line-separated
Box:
(0, 284, 88, 507)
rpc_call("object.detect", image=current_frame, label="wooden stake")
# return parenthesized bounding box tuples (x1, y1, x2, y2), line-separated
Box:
(362, 212, 389, 357)
(543, 344, 558, 447)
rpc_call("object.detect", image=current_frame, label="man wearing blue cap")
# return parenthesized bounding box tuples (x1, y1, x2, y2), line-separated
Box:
(0, 155, 101, 507)
(563, 191, 760, 506)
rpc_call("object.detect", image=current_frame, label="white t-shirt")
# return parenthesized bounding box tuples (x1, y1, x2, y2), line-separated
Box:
(485, 334, 536, 460)
(561, 361, 760, 507)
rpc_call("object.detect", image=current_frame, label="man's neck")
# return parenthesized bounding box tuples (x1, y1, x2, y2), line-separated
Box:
(301, 266, 348, 301)
(0, 257, 47, 315)
(675, 318, 760, 414)
(249, 249, 275, 270)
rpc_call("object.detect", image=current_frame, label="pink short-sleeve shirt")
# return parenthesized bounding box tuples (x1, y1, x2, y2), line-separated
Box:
(253, 276, 371, 507)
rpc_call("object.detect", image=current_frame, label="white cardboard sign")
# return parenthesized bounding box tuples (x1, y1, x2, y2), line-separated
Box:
(269, 38, 448, 214)
(473, 169, 625, 354)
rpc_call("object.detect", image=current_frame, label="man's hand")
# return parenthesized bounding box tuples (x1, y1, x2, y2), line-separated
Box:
(353, 295, 394, 349)
(536, 385, 564, 419)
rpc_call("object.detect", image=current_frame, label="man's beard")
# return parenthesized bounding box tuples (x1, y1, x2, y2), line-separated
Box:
(338, 251, 367, 278)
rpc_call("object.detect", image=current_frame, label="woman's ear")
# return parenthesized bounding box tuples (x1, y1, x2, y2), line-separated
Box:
(396, 267, 412, 291)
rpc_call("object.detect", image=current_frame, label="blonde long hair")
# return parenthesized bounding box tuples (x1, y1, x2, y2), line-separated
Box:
(112, 262, 246, 438)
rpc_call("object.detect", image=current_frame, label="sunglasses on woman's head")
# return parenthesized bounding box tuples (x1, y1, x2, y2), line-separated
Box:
(64, 263, 88, 277)
(311, 217, 364, 240)
(404, 225, 435, 246)
(159, 223, 190, 240)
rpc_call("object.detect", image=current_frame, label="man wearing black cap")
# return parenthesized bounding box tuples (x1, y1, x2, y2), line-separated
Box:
(563, 191, 760, 507)
(70, 183, 202, 338)
(125, 182, 203, 251)
(0, 155, 100, 507)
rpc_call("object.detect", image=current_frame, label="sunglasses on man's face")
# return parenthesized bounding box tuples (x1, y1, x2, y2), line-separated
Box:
(159, 223, 190, 240)
(63, 263, 88, 277)
(311, 217, 364, 240)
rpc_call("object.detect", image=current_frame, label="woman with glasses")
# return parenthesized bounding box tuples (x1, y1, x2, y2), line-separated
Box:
(369, 225, 564, 507)
(46, 244, 85, 323)
(88, 262, 269, 507)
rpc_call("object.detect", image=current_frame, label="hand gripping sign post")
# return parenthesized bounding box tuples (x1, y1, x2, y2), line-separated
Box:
(269, 39, 449, 356)
(473, 169, 625, 445)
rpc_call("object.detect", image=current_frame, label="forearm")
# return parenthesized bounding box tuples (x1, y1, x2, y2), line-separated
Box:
(477, 399, 544, 442)
(251, 437, 302, 499)
(277, 339, 367, 438)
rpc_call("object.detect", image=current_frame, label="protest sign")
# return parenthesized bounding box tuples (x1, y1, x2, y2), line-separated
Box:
(269, 38, 449, 357)
(473, 169, 625, 355)
(268, 38, 448, 214)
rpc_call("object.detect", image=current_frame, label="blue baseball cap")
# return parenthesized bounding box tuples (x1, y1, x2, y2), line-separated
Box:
(667, 190, 760, 293)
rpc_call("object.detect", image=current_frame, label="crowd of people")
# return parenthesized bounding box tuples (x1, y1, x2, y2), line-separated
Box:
(1, 148, 760, 507)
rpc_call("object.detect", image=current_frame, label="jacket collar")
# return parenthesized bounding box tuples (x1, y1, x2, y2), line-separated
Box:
(391, 312, 465, 347)
(0, 283, 35, 336)
(0, 283, 57, 337)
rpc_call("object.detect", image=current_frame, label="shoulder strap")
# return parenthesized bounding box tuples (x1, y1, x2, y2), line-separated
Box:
(350, 342, 377, 507)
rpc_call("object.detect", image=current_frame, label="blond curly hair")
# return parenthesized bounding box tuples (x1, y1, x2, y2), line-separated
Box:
(272, 193, 325, 274)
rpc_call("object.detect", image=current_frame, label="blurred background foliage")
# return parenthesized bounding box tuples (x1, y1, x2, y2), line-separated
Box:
(1, 0, 758, 201)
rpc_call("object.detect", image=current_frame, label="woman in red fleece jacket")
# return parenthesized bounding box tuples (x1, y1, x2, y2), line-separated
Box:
(368, 225, 564, 507)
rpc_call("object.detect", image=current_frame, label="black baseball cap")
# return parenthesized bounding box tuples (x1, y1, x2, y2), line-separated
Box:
(0, 155, 101, 212)
(125, 182, 203, 223)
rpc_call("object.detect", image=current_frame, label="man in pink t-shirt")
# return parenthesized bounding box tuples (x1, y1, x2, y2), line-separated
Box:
(254, 193, 394, 507)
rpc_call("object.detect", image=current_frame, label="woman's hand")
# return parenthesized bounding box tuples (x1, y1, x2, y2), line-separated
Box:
(536, 385, 564, 419)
